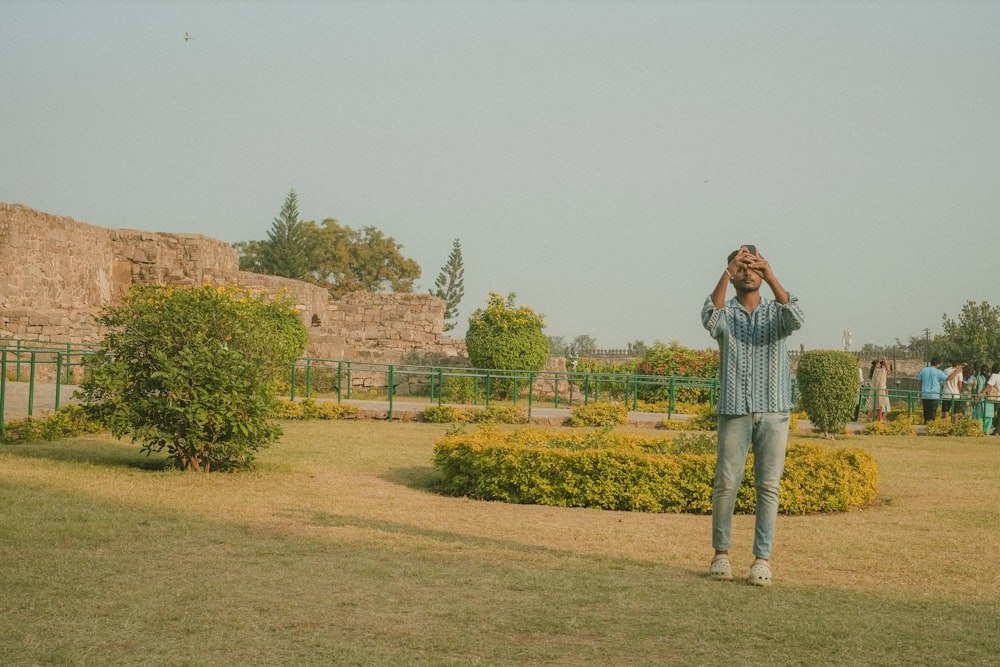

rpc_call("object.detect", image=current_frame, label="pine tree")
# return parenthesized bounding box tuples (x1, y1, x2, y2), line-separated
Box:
(261, 189, 312, 280)
(431, 238, 465, 332)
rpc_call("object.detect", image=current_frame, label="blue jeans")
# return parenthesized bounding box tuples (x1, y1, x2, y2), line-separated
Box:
(712, 413, 789, 560)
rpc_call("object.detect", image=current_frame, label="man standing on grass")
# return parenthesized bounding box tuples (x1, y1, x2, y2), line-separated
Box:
(701, 245, 804, 587)
(917, 358, 959, 423)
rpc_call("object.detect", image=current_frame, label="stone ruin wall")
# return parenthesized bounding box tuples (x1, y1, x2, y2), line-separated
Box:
(0, 202, 465, 367)
(0, 203, 580, 398)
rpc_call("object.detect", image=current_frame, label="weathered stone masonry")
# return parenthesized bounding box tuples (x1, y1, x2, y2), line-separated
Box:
(0, 202, 466, 363)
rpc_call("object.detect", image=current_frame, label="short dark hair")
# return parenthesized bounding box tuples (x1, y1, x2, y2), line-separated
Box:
(930, 356, 942, 366)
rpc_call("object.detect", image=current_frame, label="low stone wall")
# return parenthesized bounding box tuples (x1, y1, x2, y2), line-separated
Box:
(0, 202, 465, 364)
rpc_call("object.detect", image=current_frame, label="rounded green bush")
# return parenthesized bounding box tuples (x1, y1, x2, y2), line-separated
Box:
(433, 427, 879, 514)
(797, 350, 861, 436)
(464, 293, 548, 399)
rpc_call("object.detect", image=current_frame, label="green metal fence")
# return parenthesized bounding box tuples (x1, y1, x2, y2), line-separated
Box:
(5, 337, 984, 430)
(0, 340, 98, 436)
(285, 357, 725, 421)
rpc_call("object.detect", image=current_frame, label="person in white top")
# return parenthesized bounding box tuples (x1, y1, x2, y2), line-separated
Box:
(940, 359, 964, 421)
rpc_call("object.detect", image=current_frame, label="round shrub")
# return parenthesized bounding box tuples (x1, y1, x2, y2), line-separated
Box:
(797, 350, 860, 436)
(465, 293, 548, 399)
(565, 402, 627, 427)
(433, 428, 879, 514)
(470, 405, 529, 424)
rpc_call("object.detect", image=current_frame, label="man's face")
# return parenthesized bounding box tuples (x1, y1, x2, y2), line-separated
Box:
(730, 262, 762, 290)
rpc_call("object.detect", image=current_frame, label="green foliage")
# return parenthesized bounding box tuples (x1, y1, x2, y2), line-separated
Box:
(862, 415, 916, 436)
(664, 432, 718, 455)
(779, 443, 881, 513)
(272, 398, 361, 420)
(634, 341, 719, 403)
(572, 358, 637, 401)
(797, 350, 861, 436)
(547, 335, 568, 357)
(0, 405, 103, 444)
(235, 191, 421, 299)
(306, 218, 420, 298)
(565, 402, 628, 427)
(421, 404, 528, 425)
(235, 189, 311, 279)
(433, 428, 879, 514)
(472, 405, 530, 424)
(440, 375, 475, 404)
(633, 400, 704, 415)
(689, 403, 719, 431)
(79, 284, 308, 472)
(937, 301, 1000, 366)
(430, 238, 464, 332)
(422, 405, 472, 424)
(464, 293, 548, 399)
(923, 416, 985, 437)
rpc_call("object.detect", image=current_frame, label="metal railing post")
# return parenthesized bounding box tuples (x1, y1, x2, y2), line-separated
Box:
(27, 352, 37, 417)
(528, 371, 535, 417)
(1, 350, 7, 437)
(387, 365, 394, 421)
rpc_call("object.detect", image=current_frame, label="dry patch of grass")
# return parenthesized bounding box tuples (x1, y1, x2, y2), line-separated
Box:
(1, 423, 998, 666)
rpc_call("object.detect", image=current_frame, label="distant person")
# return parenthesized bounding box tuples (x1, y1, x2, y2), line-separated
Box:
(702, 244, 804, 587)
(940, 359, 964, 421)
(971, 364, 992, 433)
(868, 358, 890, 422)
(975, 363, 1000, 435)
(916, 358, 960, 422)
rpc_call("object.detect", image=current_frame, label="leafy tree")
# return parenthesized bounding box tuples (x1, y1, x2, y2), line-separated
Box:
(233, 238, 266, 273)
(306, 218, 421, 298)
(796, 350, 860, 438)
(465, 292, 548, 398)
(235, 192, 421, 299)
(572, 334, 598, 356)
(936, 301, 1000, 365)
(80, 284, 308, 472)
(547, 335, 568, 357)
(430, 238, 464, 332)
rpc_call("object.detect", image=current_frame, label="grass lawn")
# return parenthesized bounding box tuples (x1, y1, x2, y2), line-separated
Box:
(1, 422, 998, 666)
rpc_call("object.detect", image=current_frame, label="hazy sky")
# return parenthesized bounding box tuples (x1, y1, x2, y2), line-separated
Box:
(4, 1, 999, 352)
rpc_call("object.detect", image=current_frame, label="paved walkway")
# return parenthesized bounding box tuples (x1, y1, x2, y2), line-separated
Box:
(0, 381, 79, 421)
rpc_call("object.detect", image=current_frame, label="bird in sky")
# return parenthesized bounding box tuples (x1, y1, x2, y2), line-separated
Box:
(184, 32, 192, 42)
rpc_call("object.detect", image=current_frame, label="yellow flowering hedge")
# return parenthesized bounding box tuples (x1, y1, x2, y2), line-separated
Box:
(564, 402, 628, 427)
(433, 428, 879, 514)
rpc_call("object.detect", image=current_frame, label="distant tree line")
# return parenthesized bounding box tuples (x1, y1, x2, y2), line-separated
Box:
(235, 190, 465, 332)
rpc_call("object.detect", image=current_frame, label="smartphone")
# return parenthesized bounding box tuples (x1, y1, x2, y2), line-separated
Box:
(742, 244, 758, 256)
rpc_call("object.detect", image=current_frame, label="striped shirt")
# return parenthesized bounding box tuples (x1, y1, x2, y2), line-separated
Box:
(701, 294, 805, 415)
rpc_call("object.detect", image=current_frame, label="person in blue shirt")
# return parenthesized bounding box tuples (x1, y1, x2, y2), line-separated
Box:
(701, 245, 804, 587)
(917, 357, 960, 423)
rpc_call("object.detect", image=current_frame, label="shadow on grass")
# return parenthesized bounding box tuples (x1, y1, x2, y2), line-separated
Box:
(381, 464, 442, 492)
(0, 437, 171, 471)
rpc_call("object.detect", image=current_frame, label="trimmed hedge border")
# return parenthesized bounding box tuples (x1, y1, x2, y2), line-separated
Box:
(433, 428, 879, 514)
